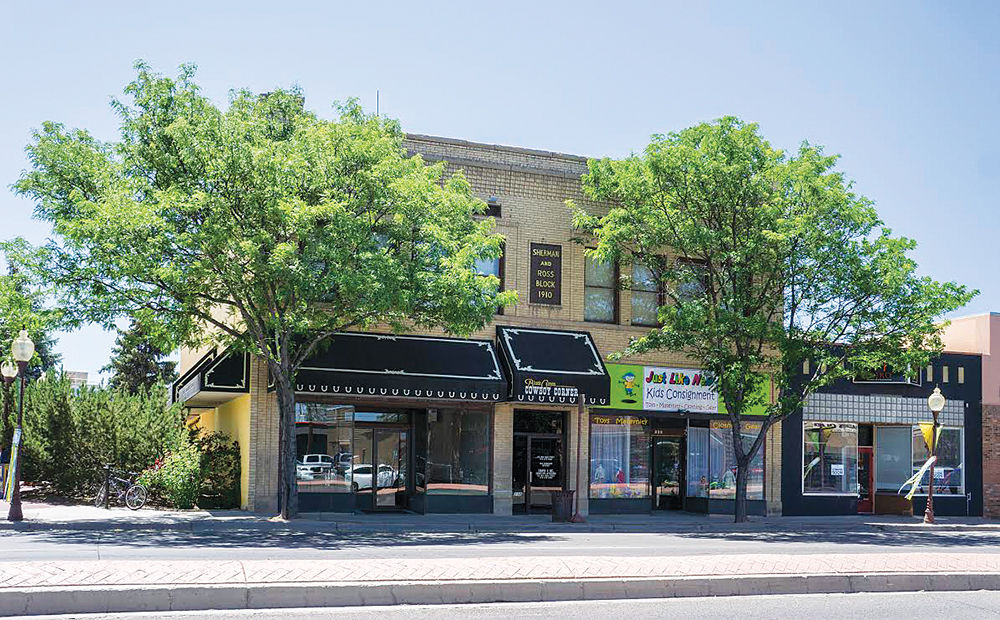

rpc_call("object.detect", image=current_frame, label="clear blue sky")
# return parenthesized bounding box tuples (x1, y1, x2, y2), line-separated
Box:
(1, 1, 998, 379)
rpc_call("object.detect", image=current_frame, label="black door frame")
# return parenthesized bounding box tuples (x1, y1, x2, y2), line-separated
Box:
(651, 433, 685, 511)
(512, 409, 569, 514)
(354, 421, 411, 512)
(524, 432, 564, 511)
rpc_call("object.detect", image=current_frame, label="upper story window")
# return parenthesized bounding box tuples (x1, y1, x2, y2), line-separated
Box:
(631, 262, 660, 326)
(676, 258, 709, 301)
(484, 196, 501, 218)
(474, 244, 505, 316)
(584, 254, 617, 323)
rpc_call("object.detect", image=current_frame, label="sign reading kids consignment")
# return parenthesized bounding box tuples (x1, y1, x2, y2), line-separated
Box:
(529, 243, 562, 305)
(602, 363, 772, 415)
(641, 367, 719, 413)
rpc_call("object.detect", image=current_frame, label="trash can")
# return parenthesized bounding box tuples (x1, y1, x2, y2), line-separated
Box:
(551, 490, 575, 522)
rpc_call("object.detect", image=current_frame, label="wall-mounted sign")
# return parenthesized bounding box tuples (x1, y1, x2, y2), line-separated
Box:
(852, 364, 921, 386)
(523, 378, 578, 400)
(602, 363, 771, 415)
(529, 243, 562, 305)
(591, 414, 649, 426)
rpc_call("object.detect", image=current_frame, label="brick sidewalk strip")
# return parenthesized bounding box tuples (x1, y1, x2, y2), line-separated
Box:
(3, 553, 1000, 589)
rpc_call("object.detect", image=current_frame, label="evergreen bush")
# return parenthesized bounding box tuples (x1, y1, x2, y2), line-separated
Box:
(195, 431, 241, 509)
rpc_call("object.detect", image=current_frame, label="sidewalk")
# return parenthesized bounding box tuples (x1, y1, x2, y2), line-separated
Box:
(2, 552, 1000, 615)
(2, 499, 998, 534)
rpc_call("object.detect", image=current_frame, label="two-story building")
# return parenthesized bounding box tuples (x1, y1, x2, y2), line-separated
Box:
(172, 134, 785, 518)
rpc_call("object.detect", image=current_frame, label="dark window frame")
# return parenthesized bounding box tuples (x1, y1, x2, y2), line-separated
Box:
(583, 250, 619, 324)
(630, 261, 662, 327)
(475, 242, 506, 316)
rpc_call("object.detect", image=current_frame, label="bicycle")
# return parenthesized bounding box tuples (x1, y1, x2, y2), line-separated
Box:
(94, 465, 148, 510)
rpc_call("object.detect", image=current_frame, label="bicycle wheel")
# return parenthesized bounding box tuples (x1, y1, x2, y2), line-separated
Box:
(124, 483, 148, 510)
(94, 483, 107, 507)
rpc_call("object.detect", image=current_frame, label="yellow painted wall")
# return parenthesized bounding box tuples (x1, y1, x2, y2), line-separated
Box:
(210, 394, 252, 510)
(197, 408, 217, 435)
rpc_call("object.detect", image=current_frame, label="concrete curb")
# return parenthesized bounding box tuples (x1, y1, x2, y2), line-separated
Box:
(1, 573, 999, 616)
(4, 518, 998, 535)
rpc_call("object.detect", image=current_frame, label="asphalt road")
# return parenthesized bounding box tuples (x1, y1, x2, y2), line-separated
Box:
(2, 526, 1000, 561)
(12, 591, 1000, 619)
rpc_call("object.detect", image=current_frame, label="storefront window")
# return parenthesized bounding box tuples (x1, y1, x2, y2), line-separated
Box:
(589, 415, 650, 499)
(295, 403, 354, 493)
(875, 426, 914, 492)
(911, 426, 964, 495)
(802, 422, 858, 495)
(426, 408, 491, 495)
(686, 426, 710, 498)
(708, 421, 764, 500)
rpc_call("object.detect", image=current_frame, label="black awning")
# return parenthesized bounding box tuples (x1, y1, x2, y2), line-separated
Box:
(171, 346, 250, 407)
(496, 326, 610, 406)
(295, 332, 506, 402)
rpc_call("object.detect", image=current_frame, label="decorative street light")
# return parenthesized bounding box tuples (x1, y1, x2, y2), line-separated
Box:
(924, 386, 946, 524)
(6, 329, 34, 522)
(1, 360, 15, 485)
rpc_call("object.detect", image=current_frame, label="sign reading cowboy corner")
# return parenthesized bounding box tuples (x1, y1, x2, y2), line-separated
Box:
(601, 363, 771, 415)
(523, 378, 579, 400)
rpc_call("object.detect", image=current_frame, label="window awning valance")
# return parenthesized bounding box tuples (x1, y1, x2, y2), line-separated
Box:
(171, 346, 250, 407)
(496, 326, 610, 406)
(294, 332, 507, 402)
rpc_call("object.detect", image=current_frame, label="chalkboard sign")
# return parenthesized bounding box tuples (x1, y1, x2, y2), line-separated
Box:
(529, 243, 562, 305)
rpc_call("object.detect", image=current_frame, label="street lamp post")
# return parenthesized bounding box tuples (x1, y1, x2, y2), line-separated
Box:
(1, 360, 16, 504)
(6, 330, 34, 522)
(924, 386, 946, 524)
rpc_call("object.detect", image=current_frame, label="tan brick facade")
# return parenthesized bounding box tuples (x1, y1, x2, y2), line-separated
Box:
(183, 133, 782, 516)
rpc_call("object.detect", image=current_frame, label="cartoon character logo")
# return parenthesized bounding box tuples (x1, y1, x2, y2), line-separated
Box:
(619, 371, 637, 404)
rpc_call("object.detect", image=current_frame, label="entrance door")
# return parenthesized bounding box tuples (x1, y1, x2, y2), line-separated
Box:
(857, 446, 874, 513)
(353, 425, 409, 511)
(652, 435, 684, 510)
(527, 436, 563, 511)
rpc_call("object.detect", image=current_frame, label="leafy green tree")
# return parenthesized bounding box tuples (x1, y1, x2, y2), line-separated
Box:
(9, 63, 516, 518)
(573, 117, 975, 522)
(103, 321, 178, 393)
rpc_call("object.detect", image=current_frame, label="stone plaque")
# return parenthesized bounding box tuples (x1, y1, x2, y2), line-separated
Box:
(529, 243, 562, 305)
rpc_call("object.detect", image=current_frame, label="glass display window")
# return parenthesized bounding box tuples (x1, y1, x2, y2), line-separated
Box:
(802, 422, 859, 495)
(589, 415, 651, 499)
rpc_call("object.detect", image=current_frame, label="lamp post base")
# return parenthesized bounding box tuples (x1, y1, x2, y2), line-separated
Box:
(6, 480, 23, 522)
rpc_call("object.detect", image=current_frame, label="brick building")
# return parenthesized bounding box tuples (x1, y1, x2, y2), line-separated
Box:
(172, 134, 782, 517)
(941, 313, 1000, 517)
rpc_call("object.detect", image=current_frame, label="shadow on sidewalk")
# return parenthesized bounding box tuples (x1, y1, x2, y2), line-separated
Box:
(671, 528, 1000, 548)
(3, 527, 559, 550)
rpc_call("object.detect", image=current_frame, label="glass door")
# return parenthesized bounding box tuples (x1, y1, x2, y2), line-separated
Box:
(857, 446, 874, 513)
(513, 434, 528, 512)
(374, 428, 408, 510)
(652, 435, 684, 510)
(352, 424, 409, 511)
(527, 436, 563, 511)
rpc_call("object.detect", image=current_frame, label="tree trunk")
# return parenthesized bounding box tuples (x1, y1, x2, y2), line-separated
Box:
(734, 459, 749, 523)
(273, 369, 298, 520)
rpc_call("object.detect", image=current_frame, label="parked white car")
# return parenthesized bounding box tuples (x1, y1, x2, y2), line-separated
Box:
(345, 464, 399, 491)
(295, 463, 315, 481)
(300, 454, 335, 476)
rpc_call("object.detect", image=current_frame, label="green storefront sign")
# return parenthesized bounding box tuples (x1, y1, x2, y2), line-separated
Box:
(601, 363, 771, 415)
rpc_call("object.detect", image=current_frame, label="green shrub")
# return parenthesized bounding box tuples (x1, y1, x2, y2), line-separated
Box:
(196, 432, 241, 509)
(18, 374, 187, 497)
(138, 443, 201, 509)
